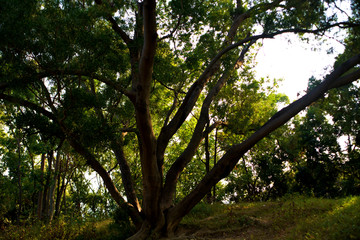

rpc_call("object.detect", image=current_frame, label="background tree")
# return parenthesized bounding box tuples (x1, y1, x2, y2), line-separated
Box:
(1, 0, 360, 238)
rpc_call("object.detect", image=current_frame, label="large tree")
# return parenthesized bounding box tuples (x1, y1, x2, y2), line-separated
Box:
(1, 0, 360, 238)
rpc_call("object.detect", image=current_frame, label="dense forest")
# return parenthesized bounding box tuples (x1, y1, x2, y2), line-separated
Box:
(1, 0, 360, 239)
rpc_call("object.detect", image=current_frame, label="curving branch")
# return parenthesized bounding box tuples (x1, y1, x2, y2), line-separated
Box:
(166, 53, 360, 230)
(65, 134, 143, 226)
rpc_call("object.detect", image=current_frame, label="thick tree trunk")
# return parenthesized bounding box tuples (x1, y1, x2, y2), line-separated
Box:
(134, 0, 165, 231)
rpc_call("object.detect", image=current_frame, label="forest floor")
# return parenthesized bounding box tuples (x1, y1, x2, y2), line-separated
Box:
(1, 196, 359, 240)
(167, 196, 360, 240)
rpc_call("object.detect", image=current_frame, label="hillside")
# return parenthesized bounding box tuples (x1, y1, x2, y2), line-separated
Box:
(169, 196, 360, 240)
(1, 196, 359, 240)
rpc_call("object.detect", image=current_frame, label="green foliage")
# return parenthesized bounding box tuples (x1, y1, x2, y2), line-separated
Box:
(0, 0, 359, 237)
(112, 207, 134, 238)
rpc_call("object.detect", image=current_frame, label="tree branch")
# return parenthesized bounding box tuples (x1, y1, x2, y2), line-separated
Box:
(156, 10, 255, 172)
(66, 135, 143, 225)
(37, 69, 136, 102)
(167, 53, 360, 225)
(158, 14, 182, 42)
(155, 1, 309, 163)
(0, 93, 57, 121)
(111, 139, 142, 214)
(95, 0, 132, 45)
(160, 41, 254, 209)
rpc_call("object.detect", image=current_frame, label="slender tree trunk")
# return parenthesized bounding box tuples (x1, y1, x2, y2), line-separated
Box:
(43, 151, 53, 221)
(48, 150, 61, 222)
(213, 128, 218, 202)
(15, 134, 22, 224)
(204, 126, 212, 204)
(37, 153, 46, 220)
(55, 153, 68, 217)
(54, 160, 62, 218)
(29, 150, 36, 219)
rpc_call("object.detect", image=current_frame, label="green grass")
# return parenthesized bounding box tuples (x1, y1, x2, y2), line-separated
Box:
(178, 196, 360, 239)
(289, 196, 360, 240)
(1, 196, 359, 240)
(0, 218, 132, 240)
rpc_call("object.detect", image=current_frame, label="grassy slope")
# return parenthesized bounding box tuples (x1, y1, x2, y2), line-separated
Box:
(174, 196, 360, 240)
(1, 196, 359, 240)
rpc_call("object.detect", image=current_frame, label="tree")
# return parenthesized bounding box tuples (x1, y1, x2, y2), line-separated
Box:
(1, 0, 360, 238)
(294, 98, 342, 197)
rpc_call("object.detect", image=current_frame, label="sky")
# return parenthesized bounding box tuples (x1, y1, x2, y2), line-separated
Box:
(254, 33, 345, 101)
(254, 0, 351, 102)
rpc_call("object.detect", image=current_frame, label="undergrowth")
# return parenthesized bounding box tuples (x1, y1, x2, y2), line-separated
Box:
(0, 217, 131, 240)
(1, 196, 359, 240)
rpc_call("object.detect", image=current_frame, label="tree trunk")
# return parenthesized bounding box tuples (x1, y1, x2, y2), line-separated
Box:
(37, 153, 46, 220)
(55, 153, 69, 217)
(43, 151, 53, 221)
(204, 126, 212, 204)
(213, 128, 218, 202)
(48, 150, 62, 222)
(29, 150, 36, 219)
(15, 134, 22, 224)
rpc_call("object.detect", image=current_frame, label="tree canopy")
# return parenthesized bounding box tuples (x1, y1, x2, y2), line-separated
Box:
(1, 0, 360, 238)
